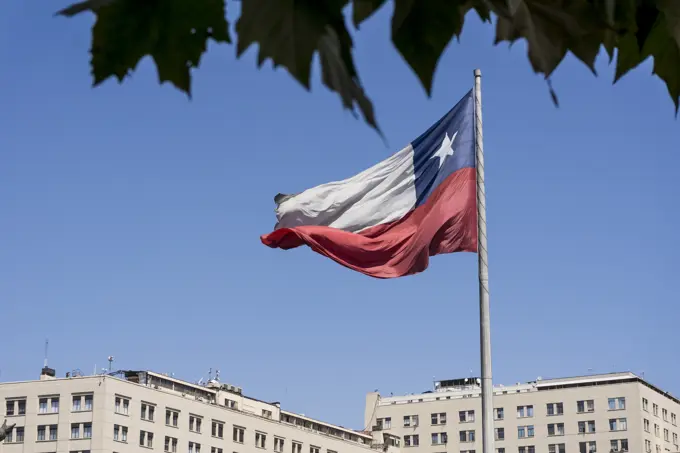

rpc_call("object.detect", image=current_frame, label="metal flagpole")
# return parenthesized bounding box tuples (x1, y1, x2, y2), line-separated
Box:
(474, 69, 494, 453)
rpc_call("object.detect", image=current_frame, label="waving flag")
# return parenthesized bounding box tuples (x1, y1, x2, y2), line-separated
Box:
(261, 90, 477, 278)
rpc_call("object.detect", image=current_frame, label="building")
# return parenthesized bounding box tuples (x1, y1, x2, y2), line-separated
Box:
(364, 372, 680, 453)
(1, 366, 399, 453)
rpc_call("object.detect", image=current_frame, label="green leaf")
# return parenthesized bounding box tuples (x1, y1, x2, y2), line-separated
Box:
(643, 1, 680, 113)
(59, 0, 230, 97)
(56, 0, 116, 17)
(237, 0, 346, 89)
(318, 26, 381, 132)
(236, 0, 380, 132)
(352, 0, 388, 27)
(613, 32, 645, 83)
(493, 1, 593, 78)
(391, 0, 484, 96)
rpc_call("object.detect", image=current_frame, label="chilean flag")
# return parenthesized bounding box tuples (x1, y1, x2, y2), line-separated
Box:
(261, 90, 477, 279)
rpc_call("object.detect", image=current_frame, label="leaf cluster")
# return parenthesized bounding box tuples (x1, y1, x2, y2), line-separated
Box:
(57, 0, 680, 132)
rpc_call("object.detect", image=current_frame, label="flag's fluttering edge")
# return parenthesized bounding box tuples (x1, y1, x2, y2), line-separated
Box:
(261, 91, 477, 278)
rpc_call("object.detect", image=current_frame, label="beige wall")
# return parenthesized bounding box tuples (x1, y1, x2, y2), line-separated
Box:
(366, 375, 680, 453)
(1, 375, 375, 453)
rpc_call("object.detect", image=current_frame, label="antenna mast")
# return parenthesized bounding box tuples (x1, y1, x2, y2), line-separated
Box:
(44, 339, 49, 368)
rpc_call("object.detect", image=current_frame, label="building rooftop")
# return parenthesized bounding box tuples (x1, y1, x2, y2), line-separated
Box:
(1, 366, 374, 445)
(378, 371, 679, 406)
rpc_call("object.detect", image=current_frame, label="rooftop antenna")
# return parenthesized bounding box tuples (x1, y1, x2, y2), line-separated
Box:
(215, 369, 220, 381)
(208, 368, 212, 381)
(44, 339, 49, 368)
(108, 356, 114, 372)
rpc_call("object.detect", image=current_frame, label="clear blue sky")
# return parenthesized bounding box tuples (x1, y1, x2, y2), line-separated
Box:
(1, 2, 679, 429)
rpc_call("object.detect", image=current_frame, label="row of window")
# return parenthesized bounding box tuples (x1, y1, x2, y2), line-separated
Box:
(381, 398, 635, 429)
(429, 440, 629, 453)
(6, 395, 94, 416)
(112, 423, 339, 453)
(643, 398, 679, 426)
(399, 418, 636, 446)
(3, 423, 93, 444)
(645, 439, 679, 453)
(644, 419, 680, 444)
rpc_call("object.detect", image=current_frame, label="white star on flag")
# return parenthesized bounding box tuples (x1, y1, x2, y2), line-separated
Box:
(431, 131, 457, 168)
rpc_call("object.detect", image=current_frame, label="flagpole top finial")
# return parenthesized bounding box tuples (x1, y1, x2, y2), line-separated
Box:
(474, 69, 481, 77)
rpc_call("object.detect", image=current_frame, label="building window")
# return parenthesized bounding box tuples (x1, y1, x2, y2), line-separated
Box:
(459, 430, 475, 442)
(577, 400, 594, 413)
(6, 399, 25, 416)
(49, 424, 58, 441)
(274, 437, 284, 453)
(115, 397, 129, 415)
(495, 427, 504, 440)
(643, 398, 649, 411)
(225, 399, 238, 409)
(83, 423, 92, 439)
(671, 412, 677, 426)
(494, 408, 504, 420)
(262, 410, 273, 419)
(546, 403, 563, 416)
(497, 449, 505, 453)
(517, 406, 534, 418)
(212, 448, 224, 453)
(37, 425, 46, 441)
(431, 413, 447, 425)
(608, 397, 626, 411)
(4, 426, 24, 443)
(517, 425, 534, 438)
(166, 410, 179, 427)
(256, 432, 267, 449)
(459, 410, 475, 423)
(190, 416, 202, 433)
(212, 421, 224, 438)
(233, 426, 245, 444)
(140, 431, 154, 448)
(51, 398, 60, 413)
(664, 428, 669, 442)
(578, 420, 596, 433)
(430, 432, 447, 445)
(645, 440, 652, 452)
(654, 403, 659, 416)
(310, 446, 320, 453)
(578, 441, 596, 453)
(673, 432, 678, 445)
(662, 408, 668, 421)
(377, 417, 392, 429)
(113, 425, 128, 442)
(141, 403, 155, 421)
(189, 442, 201, 453)
(2, 427, 12, 443)
(84, 395, 93, 411)
(39, 398, 48, 414)
(655, 423, 660, 437)
(122, 426, 128, 442)
(609, 418, 627, 431)
(645, 419, 650, 431)
(403, 415, 419, 427)
(518, 447, 535, 453)
(547, 423, 564, 436)
(165, 436, 178, 453)
(73, 396, 82, 411)
(548, 444, 566, 453)
(404, 435, 419, 447)
(71, 424, 80, 439)
(460, 450, 475, 453)
(292, 442, 302, 453)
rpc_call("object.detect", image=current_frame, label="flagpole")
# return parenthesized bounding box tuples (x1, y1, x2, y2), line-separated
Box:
(474, 69, 494, 453)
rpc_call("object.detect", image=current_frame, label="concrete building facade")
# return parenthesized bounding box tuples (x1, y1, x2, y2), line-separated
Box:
(1, 367, 398, 453)
(364, 372, 680, 453)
